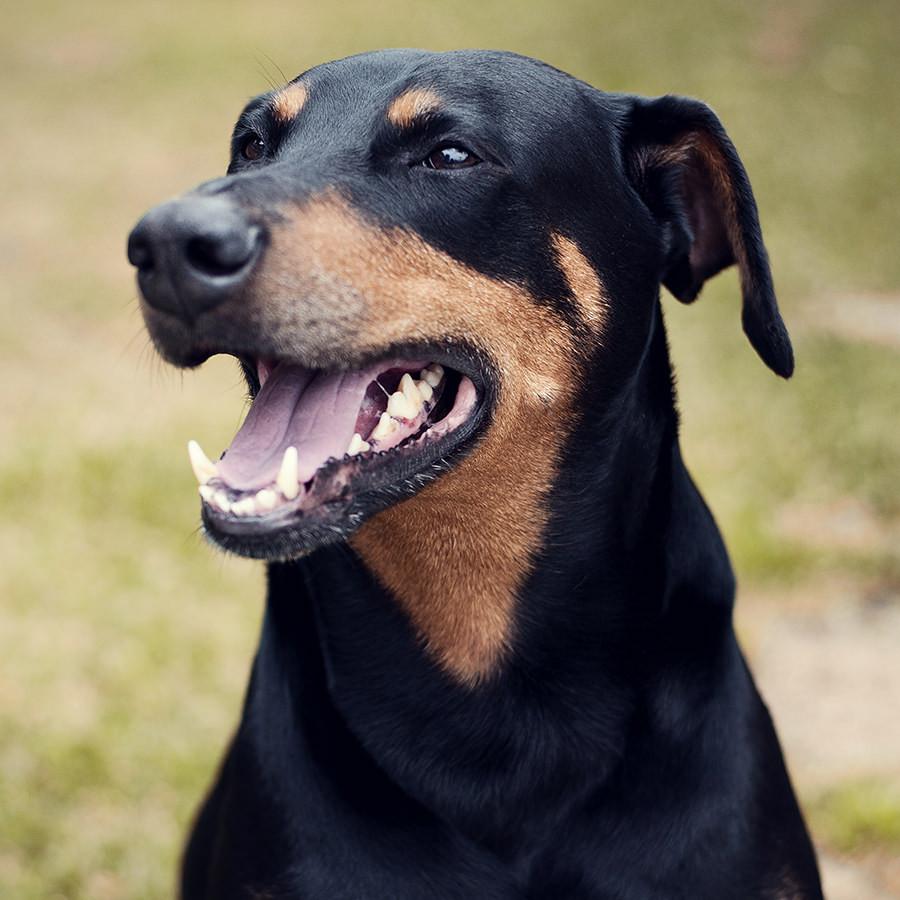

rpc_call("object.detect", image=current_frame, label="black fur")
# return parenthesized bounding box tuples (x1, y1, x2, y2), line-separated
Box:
(128, 50, 821, 898)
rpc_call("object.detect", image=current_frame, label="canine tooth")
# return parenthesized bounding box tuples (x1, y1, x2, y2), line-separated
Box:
(347, 433, 371, 456)
(255, 489, 277, 511)
(276, 446, 300, 500)
(371, 412, 399, 440)
(231, 497, 257, 516)
(198, 485, 215, 502)
(387, 390, 417, 420)
(187, 440, 218, 484)
(400, 373, 425, 412)
(416, 379, 433, 402)
(213, 490, 231, 513)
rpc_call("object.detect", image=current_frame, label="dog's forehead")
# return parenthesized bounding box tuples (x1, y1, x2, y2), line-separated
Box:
(249, 50, 598, 145)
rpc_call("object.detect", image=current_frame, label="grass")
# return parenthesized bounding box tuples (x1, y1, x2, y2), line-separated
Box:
(1, 0, 898, 896)
(810, 780, 900, 854)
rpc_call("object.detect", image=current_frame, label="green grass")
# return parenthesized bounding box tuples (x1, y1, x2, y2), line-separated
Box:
(1, 0, 899, 896)
(810, 780, 900, 853)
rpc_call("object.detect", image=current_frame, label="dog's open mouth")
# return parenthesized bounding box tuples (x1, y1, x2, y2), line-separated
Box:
(189, 354, 484, 555)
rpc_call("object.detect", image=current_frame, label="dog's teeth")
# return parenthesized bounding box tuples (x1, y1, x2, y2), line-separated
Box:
(255, 489, 277, 511)
(400, 373, 425, 412)
(231, 497, 256, 517)
(421, 364, 444, 388)
(347, 433, 371, 456)
(371, 412, 399, 440)
(387, 389, 417, 420)
(213, 490, 231, 513)
(416, 378, 433, 402)
(187, 440, 218, 484)
(276, 446, 300, 500)
(198, 484, 215, 502)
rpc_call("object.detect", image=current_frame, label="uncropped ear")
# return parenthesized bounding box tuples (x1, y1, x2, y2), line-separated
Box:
(624, 95, 793, 377)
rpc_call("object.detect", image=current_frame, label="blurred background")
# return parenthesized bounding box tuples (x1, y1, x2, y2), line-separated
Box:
(1, 0, 898, 897)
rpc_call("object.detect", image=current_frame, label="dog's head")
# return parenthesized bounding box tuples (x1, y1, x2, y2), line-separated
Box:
(129, 50, 790, 672)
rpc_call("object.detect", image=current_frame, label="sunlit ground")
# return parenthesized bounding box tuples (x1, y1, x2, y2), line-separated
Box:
(1, 1, 898, 896)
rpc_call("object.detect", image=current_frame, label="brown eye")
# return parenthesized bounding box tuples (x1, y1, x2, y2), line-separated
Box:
(241, 135, 266, 161)
(423, 145, 481, 170)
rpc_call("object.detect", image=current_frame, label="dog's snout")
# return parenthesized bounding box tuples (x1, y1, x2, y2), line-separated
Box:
(127, 195, 263, 320)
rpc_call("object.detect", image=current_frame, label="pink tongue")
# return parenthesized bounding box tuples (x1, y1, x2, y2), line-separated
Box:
(216, 363, 387, 491)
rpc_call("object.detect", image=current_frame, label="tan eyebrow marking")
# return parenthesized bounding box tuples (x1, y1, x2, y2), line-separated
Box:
(386, 88, 442, 127)
(271, 81, 308, 123)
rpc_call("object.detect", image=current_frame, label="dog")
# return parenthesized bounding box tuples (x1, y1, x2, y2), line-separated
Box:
(127, 49, 823, 899)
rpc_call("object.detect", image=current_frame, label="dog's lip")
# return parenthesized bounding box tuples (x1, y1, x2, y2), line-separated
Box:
(191, 343, 493, 555)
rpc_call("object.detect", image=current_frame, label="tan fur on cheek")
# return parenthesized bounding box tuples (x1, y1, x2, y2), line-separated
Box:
(551, 233, 607, 331)
(271, 82, 308, 123)
(259, 198, 606, 683)
(352, 376, 569, 683)
(386, 88, 442, 127)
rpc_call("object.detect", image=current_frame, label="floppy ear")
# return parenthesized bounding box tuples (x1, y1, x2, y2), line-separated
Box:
(624, 95, 793, 377)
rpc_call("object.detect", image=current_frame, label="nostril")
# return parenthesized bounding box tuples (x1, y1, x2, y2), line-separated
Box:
(185, 227, 260, 278)
(127, 229, 155, 273)
(128, 197, 263, 318)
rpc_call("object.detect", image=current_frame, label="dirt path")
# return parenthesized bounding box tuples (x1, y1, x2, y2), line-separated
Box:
(739, 578, 900, 898)
(803, 292, 900, 350)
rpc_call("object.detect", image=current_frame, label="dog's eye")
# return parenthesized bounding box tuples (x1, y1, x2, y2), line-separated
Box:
(422, 145, 481, 170)
(241, 135, 266, 162)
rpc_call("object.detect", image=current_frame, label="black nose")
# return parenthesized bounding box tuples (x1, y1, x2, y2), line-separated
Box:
(127, 195, 263, 320)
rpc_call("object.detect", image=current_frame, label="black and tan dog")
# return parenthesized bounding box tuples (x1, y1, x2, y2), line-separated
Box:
(128, 50, 823, 899)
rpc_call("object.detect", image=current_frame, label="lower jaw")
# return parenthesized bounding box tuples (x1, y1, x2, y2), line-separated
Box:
(200, 499, 359, 560)
(199, 449, 453, 560)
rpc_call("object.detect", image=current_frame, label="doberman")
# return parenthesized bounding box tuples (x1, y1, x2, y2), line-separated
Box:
(128, 50, 823, 900)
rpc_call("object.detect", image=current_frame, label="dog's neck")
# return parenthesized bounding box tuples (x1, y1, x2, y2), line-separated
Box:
(250, 308, 736, 842)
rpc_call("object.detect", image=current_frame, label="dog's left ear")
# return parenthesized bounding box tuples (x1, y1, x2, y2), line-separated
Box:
(623, 94, 793, 377)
